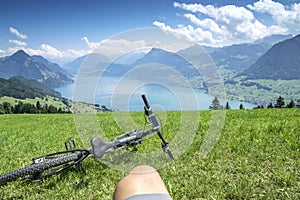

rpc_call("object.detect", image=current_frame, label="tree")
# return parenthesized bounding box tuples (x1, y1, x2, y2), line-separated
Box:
(253, 105, 264, 109)
(47, 105, 58, 113)
(209, 97, 223, 110)
(286, 100, 295, 108)
(267, 102, 274, 108)
(225, 102, 231, 110)
(42, 104, 49, 113)
(296, 99, 300, 108)
(259, 105, 265, 109)
(239, 104, 244, 110)
(36, 101, 41, 110)
(275, 96, 285, 108)
(0, 100, 66, 114)
(2, 102, 12, 114)
(0, 104, 5, 114)
(13, 101, 22, 113)
(21, 103, 36, 113)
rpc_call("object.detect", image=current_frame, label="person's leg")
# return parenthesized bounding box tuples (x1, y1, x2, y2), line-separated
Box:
(113, 165, 171, 200)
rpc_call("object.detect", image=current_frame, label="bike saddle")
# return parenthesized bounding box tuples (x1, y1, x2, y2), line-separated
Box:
(91, 137, 116, 158)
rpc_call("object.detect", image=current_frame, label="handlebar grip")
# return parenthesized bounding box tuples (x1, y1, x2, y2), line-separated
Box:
(142, 94, 150, 109)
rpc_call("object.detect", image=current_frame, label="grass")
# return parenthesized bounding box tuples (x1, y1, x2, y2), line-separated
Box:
(0, 109, 300, 199)
(0, 96, 70, 111)
(225, 78, 300, 103)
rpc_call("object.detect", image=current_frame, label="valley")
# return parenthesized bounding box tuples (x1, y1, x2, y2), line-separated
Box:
(0, 34, 299, 109)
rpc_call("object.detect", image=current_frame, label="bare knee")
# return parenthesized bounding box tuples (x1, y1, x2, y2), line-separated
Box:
(129, 165, 158, 174)
(113, 165, 169, 200)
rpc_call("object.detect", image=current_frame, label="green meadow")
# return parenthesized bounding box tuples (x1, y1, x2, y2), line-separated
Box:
(0, 109, 300, 199)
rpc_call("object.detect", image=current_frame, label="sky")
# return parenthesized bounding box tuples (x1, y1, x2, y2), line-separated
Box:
(0, 0, 299, 64)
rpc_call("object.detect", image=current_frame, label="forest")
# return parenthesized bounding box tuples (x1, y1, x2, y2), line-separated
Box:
(0, 101, 70, 114)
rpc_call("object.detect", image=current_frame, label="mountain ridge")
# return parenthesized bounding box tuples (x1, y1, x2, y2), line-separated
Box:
(239, 34, 300, 80)
(132, 48, 199, 77)
(61, 34, 293, 78)
(63, 53, 111, 75)
(0, 76, 61, 99)
(0, 50, 73, 88)
(32, 55, 71, 77)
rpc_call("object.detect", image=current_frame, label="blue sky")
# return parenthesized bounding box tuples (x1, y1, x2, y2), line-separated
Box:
(0, 0, 299, 64)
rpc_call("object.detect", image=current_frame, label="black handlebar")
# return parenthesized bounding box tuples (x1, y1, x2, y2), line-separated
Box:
(141, 94, 174, 160)
(0, 95, 174, 185)
(91, 94, 174, 160)
(142, 94, 150, 110)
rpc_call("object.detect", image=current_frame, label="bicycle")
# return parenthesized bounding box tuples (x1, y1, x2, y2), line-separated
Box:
(0, 94, 174, 185)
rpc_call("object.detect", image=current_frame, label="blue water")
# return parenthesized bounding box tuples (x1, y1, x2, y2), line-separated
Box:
(56, 76, 255, 111)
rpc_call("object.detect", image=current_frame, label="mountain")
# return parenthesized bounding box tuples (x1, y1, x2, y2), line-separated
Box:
(114, 50, 148, 65)
(209, 43, 270, 72)
(63, 54, 88, 75)
(0, 76, 61, 99)
(133, 48, 199, 77)
(179, 34, 292, 73)
(177, 42, 271, 78)
(0, 50, 73, 88)
(32, 55, 71, 77)
(239, 34, 300, 80)
(61, 33, 293, 82)
(63, 53, 111, 76)
(63, 53, 139, 78)
(177, 44, 210, 60)
(255, 34, 293, 46)
(63, 49, 200, 79)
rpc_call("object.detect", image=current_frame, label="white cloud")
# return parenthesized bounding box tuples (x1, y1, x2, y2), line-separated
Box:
(183, 14, 223, 34)
(247, 0, 300, 35)
(39, 44, 64, 58)
(7, 44, 89, 65)
(152, 21, 194, 41)
(83, 36, 147, 57)
(82, 36, 101, 49)
(6, 36, 153, 64)
(9, 39, 27, 46)
(155, 1, 299, 47)
(5, 29, 89, 64)
(174, 2, 254, 23)
(247, 0, 285, 14)
(82, 35, 193, 58)
(37, 45, 88, 61)
(153, 21, 225, 47)
(9, 27, 28, 40)
(98, 39, 150, 60)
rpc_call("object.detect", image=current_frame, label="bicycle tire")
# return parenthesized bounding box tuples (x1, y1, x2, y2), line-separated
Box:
(0, 153, 78, 185)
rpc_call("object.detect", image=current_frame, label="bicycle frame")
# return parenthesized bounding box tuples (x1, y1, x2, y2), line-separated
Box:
(0, 94, 173, 185)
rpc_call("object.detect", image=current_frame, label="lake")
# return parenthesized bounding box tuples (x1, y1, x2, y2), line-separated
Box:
(56, 76, 256, 111)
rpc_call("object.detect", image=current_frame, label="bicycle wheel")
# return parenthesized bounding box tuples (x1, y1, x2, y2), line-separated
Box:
(0, 153, 78, 185)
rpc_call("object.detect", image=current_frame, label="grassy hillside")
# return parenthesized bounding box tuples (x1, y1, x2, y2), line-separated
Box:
(0, 96, 65, 108)
(0, 109, 299, 199)
(226, 78, 300, 104)
(0, 96, 72, 113)
(0, 76, 61, 99)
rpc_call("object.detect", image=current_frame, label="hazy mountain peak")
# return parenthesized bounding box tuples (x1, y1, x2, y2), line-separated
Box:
(0, 50, 72, 88)
(239, 34, 300, 80)
(10, 50, 31, 61)
(255, 34, 293, 46)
